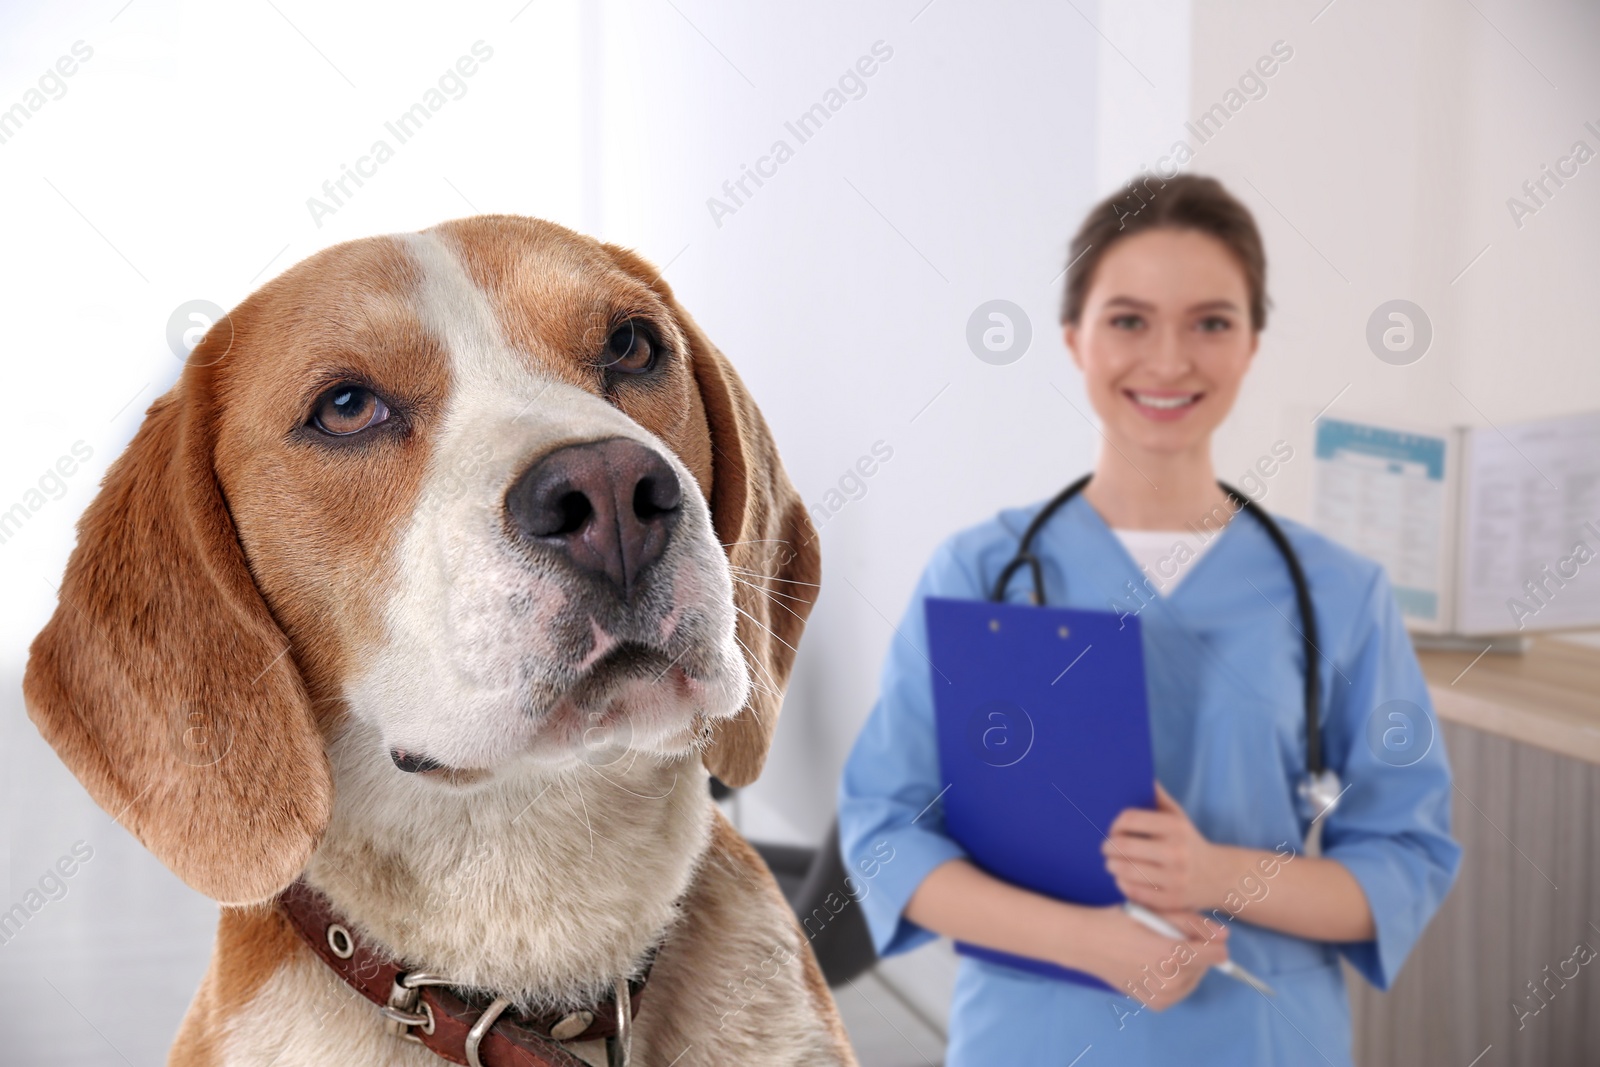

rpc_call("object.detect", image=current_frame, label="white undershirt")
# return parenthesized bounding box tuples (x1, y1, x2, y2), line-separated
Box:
(1112, 528, 1220, 596)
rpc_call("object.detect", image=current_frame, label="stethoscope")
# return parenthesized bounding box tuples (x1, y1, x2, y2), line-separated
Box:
(990, 474, 1344, 837)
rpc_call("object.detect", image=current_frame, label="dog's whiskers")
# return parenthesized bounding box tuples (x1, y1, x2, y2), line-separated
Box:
(731, 588, 809, 632)
(732, 603, 800, 658)
(727, 564, 822, 589)
(729, 574, 814, 606)
(729, 575, 811, 624)
(731, 632, 782, 701)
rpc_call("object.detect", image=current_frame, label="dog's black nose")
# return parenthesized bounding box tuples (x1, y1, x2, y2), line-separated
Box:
(506, 438, 682, 597)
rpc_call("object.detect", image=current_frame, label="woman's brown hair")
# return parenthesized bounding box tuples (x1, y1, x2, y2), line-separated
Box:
(1060, 173, 1269, 331)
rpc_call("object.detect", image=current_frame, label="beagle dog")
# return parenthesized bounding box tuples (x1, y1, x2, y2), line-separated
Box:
(25, 217, 856, 1066)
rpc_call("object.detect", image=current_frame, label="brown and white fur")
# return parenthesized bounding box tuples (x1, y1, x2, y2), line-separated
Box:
(24, 217, 855, 1066)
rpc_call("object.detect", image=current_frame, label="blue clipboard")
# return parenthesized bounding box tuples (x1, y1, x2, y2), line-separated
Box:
(924, 596, 1156, 989)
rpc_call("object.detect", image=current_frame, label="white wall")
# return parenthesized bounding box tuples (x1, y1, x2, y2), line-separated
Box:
(1185, 0, 1600, 524)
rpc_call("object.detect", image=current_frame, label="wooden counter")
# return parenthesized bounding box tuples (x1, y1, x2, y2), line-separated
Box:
(1350, 635, 1600, 1065)
(1418, 637, 1600, 766)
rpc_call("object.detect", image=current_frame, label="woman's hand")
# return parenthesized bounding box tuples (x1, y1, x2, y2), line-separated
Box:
(1103, 782, 1229, 912)
(1074, 905, 1230, 1011)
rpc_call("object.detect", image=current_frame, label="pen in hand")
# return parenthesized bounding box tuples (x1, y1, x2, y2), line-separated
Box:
(1122, 902, 1277, 997)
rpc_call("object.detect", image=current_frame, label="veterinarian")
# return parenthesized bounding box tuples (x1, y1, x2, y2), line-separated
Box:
(836, 174, 1460, 1065)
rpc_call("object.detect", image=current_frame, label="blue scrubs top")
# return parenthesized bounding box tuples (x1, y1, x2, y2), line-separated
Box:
(837, 494, 1461, 1066)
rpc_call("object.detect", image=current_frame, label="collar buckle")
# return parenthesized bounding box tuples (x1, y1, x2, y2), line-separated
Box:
(383, 971, 451, 1042)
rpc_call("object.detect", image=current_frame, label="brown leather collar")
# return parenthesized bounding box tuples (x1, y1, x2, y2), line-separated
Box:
(278, 880, 653, 1067)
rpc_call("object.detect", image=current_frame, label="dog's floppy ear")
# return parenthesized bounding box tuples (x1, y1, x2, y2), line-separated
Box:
(604, 245, 822, 787)
(690, 325, 823, 786)
(23, 350, 332, 905)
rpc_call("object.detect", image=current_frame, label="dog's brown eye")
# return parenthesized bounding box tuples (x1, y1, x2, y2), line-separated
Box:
(603, 320, 656, 375)
(311, 384, 390, 436)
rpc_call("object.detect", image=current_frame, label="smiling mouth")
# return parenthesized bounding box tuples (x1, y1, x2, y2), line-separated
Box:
(1126, 390, 1203, 413)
